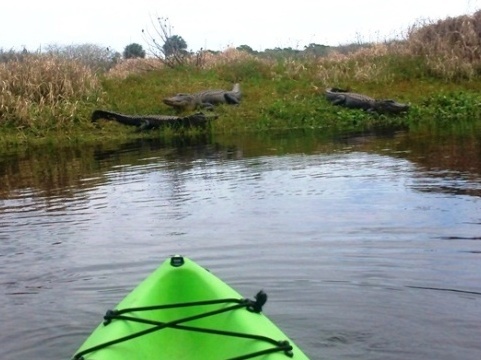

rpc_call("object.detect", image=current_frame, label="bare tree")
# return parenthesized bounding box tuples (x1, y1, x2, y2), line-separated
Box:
(142, 16, 189, 68)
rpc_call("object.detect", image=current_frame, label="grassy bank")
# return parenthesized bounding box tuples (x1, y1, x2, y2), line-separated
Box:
(2, 11, 481, 147)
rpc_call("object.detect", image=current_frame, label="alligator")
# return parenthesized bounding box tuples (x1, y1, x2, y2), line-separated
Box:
(163, 83, 241, 111)
(325, 87, 409, 114)
(91, 110, 218, 131)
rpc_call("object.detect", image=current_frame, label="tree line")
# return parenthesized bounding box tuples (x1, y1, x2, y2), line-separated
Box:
(1, 16, 369, 71)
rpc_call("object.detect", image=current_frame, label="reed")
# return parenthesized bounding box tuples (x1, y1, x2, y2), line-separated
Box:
(402, 10, 481, 80)
(0, 53, 103, 133)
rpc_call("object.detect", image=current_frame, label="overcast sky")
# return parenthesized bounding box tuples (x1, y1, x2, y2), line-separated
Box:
(2, 0, 480, 53)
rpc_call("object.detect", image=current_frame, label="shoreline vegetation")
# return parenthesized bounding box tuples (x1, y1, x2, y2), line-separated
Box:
(2, 12, 481, 148)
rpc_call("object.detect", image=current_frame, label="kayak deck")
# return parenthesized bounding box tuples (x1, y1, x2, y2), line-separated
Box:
(73, 255, 309, 359)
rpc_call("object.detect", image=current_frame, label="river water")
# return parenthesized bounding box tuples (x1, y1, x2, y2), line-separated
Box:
(1, 129, 480, 360)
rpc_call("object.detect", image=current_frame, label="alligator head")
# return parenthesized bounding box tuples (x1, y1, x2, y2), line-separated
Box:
(163, 93, 197, 111)
(374, 99, 410, 114)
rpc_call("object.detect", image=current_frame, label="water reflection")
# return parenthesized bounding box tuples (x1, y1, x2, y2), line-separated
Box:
(1, 130, 480, 202)
(338, 131, 481, 197)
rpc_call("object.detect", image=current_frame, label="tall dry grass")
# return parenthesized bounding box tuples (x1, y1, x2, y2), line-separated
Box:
(393, 12, 480, 80)
(402, 10, 481, 79)
(106, 58, 165, 78)
(106, 48, 262, 79)
(106, 8, 481, 89)
(0, 53, 102, 130)
(311, 10, 481, 86)
(314, 43, 395, 86)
